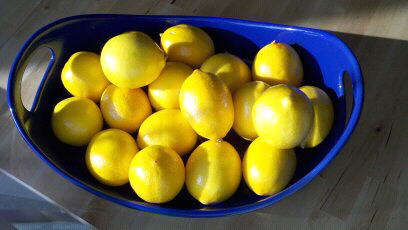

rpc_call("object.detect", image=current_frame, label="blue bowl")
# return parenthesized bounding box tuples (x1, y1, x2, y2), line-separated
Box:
(7, 15, 364, 217)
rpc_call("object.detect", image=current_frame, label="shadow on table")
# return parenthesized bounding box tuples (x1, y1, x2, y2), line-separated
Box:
(0, 88, 8, 115)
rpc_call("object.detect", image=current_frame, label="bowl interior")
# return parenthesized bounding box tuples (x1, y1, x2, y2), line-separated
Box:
(22, 15, 347, 213)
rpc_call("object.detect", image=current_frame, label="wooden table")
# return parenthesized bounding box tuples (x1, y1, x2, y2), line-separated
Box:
(1, 0, 408, 229)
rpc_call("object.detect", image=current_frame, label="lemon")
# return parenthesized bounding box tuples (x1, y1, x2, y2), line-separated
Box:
(137, 109, 197, 156)
(51, 97, 103, 146)
(252, 42, 303, 87)
(252, 84, 314, 149)
(299, 86, 334, 148)
(61, 52, 110, 102)
(200, 53, 251, 93)
(161, 24, 214, 68)
(243, 137, 296, 196)
(100, 31, 166, 88)
(148, 62, 193, 110)
(85, 129, 138, 186)
(232, 81, 270, 140)
(179, 70, 234, 140)
(129, 145, 185, 203)
(186, 140, 241, 205)
(100, 84, 152, 133)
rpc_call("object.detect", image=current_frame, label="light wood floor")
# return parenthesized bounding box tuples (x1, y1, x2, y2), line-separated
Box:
(1, 0, 408, 229)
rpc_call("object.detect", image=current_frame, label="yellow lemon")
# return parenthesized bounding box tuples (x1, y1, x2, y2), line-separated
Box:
(186, 140, 241, 205)
(161, 24, 214, 68)
(299, 86, 334, 148)
(252, 84, 314, 149)
(85, 129, 138, 186)
(148, 62, 193, 110)
(252, 42, 303, 87)
(179, 70, 234, 140)
(100, 84, 152, 133)
(243, 137, 296, 196)
(100, 31, 166, 88)
(232, 81, 270, 140)
(61, 52, 110, 102)
(51, 97, 103, 146)
(200, 53, 251, 93)
(137, 109, 197, 156)
(129, 145, 185, 203)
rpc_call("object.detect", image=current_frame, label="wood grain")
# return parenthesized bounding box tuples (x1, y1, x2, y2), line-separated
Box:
(1, 0, 408, 229)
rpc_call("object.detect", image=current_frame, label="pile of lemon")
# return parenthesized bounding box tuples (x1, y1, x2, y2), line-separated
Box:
(51, 24, 334, 205)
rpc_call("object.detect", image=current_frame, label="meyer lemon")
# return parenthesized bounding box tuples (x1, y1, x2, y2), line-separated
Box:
(100, 84, 152, 133)
(148, 62, 193, 110)
(252, 42, 303, 87)
(51, 97, 103, 146)
(186, 140, 241, 205)
(137, 109, 197, 156)
(129, 145, 185, 203)
(85, 129, 138, 186)
(200, 52, 251, 93)
(299, 86, 334, 148)
(161, 24, 214, 68)
(179, 70, 234, 140)
(243, 137, 296, 196)
(232, 81, 270, 140)
(100, 31, 166, 88)
(252, 84, 314, 148)
(61, 51, 109, 102)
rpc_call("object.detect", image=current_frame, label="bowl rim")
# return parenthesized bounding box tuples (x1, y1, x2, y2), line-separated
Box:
(7, 14, 364, 217)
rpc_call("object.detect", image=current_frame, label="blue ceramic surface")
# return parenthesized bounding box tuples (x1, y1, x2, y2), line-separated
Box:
(7, 15, 363, 217)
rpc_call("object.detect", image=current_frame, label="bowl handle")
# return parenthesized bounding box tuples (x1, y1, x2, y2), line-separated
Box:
(339, 54, 364, 145)
(7, 41, 55, 121)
